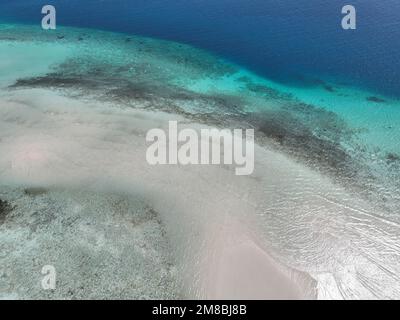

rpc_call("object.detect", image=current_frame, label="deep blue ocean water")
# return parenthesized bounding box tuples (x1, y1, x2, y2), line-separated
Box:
(0, 0, 399, 97)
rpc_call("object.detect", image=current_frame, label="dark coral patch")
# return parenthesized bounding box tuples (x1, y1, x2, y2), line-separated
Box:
(248, 110, 352, 174)
(367, 96, 386, 103)
(0, 199, 13, 225)
(386, 152, 400, 164)
(323, 85, 335, 93)
(24, 187, 48, 196)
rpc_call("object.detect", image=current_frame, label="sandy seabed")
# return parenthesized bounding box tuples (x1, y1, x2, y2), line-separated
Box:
(0, 89, 314, 299)
(1, 88, 398, 300)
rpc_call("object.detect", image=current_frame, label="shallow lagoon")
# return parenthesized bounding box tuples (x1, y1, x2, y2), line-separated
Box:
(0, 23, 399, 299)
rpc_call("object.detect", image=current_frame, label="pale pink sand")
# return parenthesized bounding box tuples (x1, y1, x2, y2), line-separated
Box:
(212, 241, 303, 299)
(203, 219, 311, 300)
